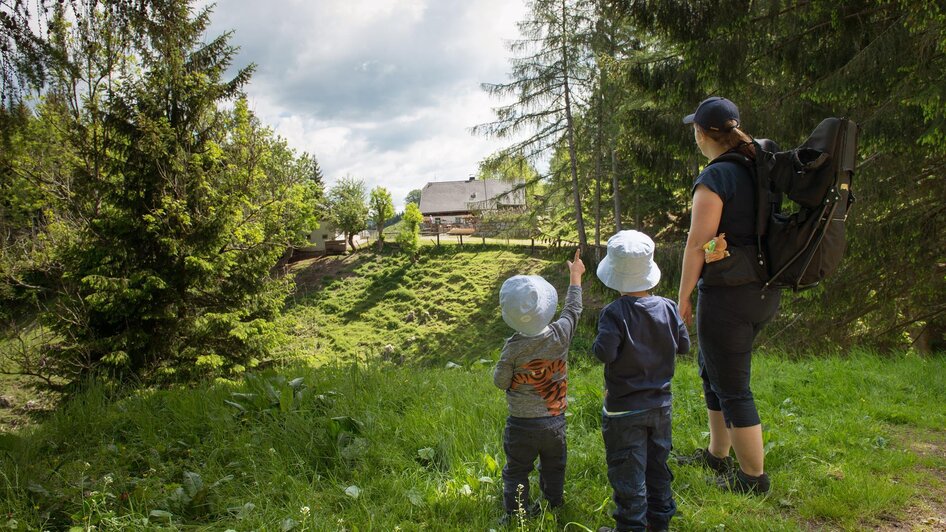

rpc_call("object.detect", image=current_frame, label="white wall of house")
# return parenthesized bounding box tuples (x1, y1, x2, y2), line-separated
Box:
(302, 221, 343, 251)
(301, 221, 369, 251)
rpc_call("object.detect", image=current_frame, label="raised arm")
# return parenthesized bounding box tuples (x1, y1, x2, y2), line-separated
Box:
(554, 248, 585, 337)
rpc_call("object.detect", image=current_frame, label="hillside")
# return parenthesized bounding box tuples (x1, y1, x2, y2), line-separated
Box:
(279, 246, 605, 367)
(1, 246, 944, 530)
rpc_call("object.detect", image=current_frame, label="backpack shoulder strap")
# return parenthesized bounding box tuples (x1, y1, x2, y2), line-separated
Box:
(705, 147, 770, 242)
(707, 151, 752, 169)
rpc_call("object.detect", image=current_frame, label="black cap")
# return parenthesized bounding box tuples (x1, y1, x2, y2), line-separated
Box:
(682, 96, 740, 131)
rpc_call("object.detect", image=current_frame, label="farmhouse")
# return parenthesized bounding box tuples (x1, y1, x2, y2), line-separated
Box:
(418, 177, 526, 232)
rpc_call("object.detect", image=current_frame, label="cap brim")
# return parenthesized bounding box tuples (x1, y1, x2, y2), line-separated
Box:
(682, 113, 696, 125)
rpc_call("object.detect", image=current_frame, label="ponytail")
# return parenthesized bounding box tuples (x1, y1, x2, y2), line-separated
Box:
(698, 120, 756, 159)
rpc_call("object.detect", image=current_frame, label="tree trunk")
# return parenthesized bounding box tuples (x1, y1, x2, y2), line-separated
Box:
(348, 232, 356, 252)
(594, 87, 603, 261)
(605, 26, 621, 232)
(611, 139, 621, 232)
(561, 0, 587, 250)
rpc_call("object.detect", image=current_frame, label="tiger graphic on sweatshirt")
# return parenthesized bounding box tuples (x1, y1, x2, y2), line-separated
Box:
(510, 358, 567, 416)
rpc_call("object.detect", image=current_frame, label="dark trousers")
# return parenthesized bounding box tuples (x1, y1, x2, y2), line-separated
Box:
(501, 415, 566, 512)
(697, 282, 780, 427)
(601, 406, 675, 532)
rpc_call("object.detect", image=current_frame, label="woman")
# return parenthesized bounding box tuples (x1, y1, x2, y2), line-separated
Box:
(676, 96, 781, 494)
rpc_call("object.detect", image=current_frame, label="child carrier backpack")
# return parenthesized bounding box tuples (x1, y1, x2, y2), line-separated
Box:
(707, 117, 859, 291)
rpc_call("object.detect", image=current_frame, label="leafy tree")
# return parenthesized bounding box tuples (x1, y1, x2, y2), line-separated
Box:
(0, 0, 53, 103)
(369, 186, 395, 251)
(405, 189, 422, 207)
(397, 202, 423, 261)
(328, 177, 368, 252)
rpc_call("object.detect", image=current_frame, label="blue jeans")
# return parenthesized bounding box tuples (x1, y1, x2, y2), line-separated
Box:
(501, 415, 567, 512)
(601, 406, 675, 532)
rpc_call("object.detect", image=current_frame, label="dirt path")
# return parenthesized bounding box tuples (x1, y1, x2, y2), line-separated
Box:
(871, 428, 946, 531)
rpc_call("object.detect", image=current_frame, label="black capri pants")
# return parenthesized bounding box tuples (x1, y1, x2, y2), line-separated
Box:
(696, 282, 780, 428)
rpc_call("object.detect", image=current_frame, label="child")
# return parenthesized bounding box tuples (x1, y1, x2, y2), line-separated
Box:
(593, 231, 690, 532)
(493, 249, 584, 522)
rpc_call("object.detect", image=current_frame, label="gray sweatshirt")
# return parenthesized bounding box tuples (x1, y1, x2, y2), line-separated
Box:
(493, 285, 583, 418)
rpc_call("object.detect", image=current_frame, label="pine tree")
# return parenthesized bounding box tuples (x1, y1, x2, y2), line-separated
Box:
(4, 0, 319, 386)
(475, 0, 596, 249)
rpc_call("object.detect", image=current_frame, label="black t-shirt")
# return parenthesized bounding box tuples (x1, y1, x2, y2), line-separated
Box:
(692, 160, 756, 247)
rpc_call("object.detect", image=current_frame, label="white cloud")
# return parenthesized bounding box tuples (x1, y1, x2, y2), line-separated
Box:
(204, 0, 528, 210)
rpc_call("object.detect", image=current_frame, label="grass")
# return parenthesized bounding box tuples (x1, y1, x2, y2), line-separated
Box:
(1, 246, 944, 530)
(279, 246, 579, 368)
(1, 353, 944, 530)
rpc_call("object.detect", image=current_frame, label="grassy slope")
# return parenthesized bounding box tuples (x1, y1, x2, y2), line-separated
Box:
(1, 247, 944, 531)
(279, 246, 593, 367)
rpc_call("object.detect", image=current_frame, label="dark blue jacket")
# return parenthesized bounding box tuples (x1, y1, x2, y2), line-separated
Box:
(593, 295, 690, 412)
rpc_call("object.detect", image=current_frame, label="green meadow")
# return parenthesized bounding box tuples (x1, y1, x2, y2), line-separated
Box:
(2, 247, 945, 531)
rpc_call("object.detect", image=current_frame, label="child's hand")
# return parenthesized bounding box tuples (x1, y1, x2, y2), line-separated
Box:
(566, 248, 585, 285)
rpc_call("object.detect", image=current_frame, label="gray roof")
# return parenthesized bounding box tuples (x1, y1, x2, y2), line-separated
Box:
(419, 179, 526, 215)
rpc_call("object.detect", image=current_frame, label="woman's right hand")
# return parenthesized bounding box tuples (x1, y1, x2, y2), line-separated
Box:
(678, 296, 693, 327)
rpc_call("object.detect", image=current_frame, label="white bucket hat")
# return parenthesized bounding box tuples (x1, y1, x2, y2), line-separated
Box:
(596, 230, 662, 293)
(499, 275, 558, 336)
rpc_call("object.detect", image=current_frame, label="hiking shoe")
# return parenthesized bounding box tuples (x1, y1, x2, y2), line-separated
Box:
(717, 469, 771, 494)
(676, 448, 734, 475)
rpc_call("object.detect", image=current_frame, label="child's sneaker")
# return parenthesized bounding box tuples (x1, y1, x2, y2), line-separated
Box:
(716, 469, 771, 494)
(676, 448, 734, 475)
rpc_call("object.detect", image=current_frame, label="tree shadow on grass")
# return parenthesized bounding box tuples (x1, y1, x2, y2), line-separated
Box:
(413, 246, 589, 367)
(339, 259, 411, 325)
(283, 252, 377, 311)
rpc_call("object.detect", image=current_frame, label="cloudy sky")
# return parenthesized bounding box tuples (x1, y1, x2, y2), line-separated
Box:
(203, 0, 528, 210)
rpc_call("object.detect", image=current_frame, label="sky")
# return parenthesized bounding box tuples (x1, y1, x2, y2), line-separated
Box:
(202, 0, 528, 211)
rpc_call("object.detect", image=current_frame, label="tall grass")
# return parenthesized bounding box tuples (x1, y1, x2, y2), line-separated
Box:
(2, 351, 944, 530)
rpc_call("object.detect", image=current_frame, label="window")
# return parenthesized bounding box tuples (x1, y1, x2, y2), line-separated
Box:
(322, 234, 329, 240)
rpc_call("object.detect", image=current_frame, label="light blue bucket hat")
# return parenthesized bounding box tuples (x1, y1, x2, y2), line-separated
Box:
(596, 230, 661, 293)
(499, 275, 558, 336)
